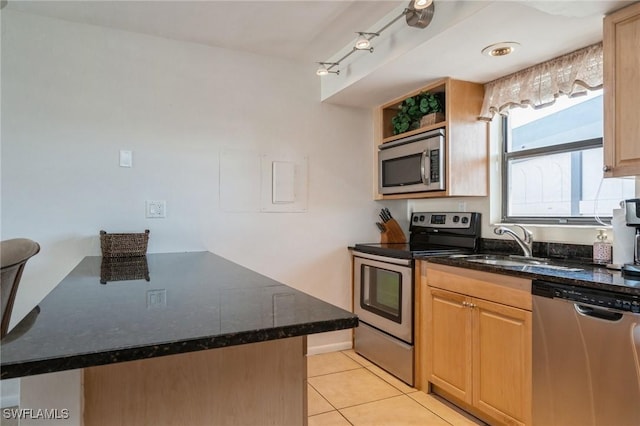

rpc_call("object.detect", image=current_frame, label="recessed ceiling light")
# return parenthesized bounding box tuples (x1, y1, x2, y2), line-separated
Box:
(481, 42, 521, 57)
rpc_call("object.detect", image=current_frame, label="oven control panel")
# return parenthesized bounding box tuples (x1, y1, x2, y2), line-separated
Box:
(410, 212, 475, 229)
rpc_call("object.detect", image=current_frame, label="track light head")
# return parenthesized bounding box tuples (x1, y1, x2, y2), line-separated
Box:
(354, 32, 378, 51)
(316, 62, 339, 76)
(355, 34, 371, 50)
(406, 0, 435, 28)
(413, 0, 433, 10)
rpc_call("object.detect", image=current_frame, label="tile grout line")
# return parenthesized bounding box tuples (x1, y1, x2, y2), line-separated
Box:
(308, 351, 483, 426)
(307, 379, 341, 413)
(309, 368, 453, 425)
(336, 393, 456, 426)
(306, 365, 364, 379)
(363, 365, 418, 394)
(407, 392, 480, 426)
(308, 366, 406, 416)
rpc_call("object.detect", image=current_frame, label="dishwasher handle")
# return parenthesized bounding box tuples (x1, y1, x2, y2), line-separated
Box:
(574, 304, 624, 322)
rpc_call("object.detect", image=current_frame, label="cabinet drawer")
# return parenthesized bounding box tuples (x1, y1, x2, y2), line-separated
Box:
(423, 263, 531, 311)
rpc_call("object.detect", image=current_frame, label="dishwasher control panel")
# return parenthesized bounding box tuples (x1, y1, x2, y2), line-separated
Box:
(533, 280, 640, 314)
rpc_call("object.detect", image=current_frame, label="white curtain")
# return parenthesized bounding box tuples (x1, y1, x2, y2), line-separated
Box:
(478, 42, 603, 121)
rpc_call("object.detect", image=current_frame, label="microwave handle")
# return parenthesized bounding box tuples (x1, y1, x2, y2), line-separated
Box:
(421, 150, 431, 185)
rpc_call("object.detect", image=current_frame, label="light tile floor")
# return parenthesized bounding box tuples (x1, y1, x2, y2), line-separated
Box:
(307, 350, 485, 426)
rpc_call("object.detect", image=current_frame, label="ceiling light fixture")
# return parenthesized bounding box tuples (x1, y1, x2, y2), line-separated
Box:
(481, 42, 521, 57)
(406, 0, 435, 29)
(316, 62, 340, 76)
(315, 0, 435, 76)
(354, 32, 378, 51)
(413, 0, 433, 10)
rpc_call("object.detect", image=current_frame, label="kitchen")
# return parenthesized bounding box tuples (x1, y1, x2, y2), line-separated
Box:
(1, 0, 640, 425)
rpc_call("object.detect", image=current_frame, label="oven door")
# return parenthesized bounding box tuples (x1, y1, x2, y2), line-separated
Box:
(378, 129, 445, 195)
(353, 252, 413, 344)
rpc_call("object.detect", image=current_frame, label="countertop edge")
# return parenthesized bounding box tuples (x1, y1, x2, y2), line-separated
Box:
(420, 256, 640, 296)
(1, 317, 358, 380)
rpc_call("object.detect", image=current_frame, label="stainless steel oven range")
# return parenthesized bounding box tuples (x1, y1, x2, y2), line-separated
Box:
(352, 212, 481, 386)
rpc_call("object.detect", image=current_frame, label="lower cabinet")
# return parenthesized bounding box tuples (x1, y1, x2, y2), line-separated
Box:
(420, 262, 532, 426)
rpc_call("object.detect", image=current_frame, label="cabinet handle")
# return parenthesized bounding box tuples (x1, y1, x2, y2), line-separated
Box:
(462, 301, 468, 307)
(603, 165, 612, 172)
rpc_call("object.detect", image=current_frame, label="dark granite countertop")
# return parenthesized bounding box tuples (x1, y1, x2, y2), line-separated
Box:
(0, 252, 357, 380)
(420, 254, 640, 296)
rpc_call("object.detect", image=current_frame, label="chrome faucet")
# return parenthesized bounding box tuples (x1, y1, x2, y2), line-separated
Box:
(494, 225, 533, 257)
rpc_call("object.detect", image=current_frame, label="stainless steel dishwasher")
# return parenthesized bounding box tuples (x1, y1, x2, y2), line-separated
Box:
(532, 280, 640, 426)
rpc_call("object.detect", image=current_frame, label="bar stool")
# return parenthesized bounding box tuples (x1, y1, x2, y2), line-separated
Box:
(1, 238, 40, 338)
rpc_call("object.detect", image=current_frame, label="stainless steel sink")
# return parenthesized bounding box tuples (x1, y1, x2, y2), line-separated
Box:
(449, 254, 583, 272)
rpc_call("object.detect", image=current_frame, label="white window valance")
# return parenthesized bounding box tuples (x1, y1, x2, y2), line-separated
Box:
(478, 42, 603, 121)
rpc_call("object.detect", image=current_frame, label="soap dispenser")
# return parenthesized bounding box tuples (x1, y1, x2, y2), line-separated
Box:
(593, 229, 612, 265)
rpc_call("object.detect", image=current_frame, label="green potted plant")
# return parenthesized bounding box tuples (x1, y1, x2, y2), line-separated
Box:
(391, 91, 444, 135)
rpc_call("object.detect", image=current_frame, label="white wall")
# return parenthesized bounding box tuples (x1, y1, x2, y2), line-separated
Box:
(1, 10, 385, 352)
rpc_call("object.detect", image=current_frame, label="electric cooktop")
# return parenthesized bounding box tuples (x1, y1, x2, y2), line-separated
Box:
(353, 212, 482, 260)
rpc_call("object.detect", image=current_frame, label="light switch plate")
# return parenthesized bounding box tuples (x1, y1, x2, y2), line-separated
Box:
(146, 200, 166, 218)
(119, 150, 133, 167)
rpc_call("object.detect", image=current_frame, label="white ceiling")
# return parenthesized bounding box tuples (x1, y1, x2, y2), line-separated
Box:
(4, 0, 400, 63)
(4, 0, 634, 107)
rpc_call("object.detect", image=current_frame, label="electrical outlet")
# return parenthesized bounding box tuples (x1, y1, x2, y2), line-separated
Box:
(146, 200, 166, 218)
(146, 289, 167, 308)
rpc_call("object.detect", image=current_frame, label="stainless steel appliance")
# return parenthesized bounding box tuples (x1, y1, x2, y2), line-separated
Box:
(623, 198, 640, 277)
(532, 280, 640, 426)
(378, 129, 445, 195)
(352, 211, 481, 385)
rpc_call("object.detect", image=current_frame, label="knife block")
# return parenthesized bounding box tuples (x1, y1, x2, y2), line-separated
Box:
(380, 219, 407, 244)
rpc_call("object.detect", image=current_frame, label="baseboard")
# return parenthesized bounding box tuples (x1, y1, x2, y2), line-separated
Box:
(307, 340, 353, 356)
(1, 394, 19, 408)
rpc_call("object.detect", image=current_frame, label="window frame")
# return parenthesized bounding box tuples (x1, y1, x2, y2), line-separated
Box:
(500, 115, 610, 225)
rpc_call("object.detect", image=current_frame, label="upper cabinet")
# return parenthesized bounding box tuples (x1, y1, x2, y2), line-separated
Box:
(603, 2, 640, 177)
(373, 78, 488, 200)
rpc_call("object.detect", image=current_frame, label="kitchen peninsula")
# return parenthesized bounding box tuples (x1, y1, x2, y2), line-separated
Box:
(1, 251, 358, 425)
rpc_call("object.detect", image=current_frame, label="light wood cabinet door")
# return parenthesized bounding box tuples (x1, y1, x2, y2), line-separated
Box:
(427, 288, 473, 403)
(422, 264, 532, 425)
(472, 298, 532, 426)
(604, 2, 640, 177)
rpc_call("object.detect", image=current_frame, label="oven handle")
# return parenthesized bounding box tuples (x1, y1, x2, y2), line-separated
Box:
(353, 251, 412, 266)
(421, 150, 430, 186)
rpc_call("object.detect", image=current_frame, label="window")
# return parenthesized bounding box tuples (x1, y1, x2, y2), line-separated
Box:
(502, 89, 635, 224)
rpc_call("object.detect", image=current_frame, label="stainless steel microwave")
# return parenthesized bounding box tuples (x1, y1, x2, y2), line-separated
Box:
(378, 129, 445, 195)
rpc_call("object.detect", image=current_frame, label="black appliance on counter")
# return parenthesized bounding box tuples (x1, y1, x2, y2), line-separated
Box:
(351, 212, 481, 385)
(624, 198, 640, 277)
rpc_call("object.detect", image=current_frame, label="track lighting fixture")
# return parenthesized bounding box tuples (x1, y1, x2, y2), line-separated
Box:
(315, 0, 435, 76)
(354, 32, 378, 51)
(406, 0, 435, 29)
(413, 0, 433, 10)
(316, 62, 340, 76)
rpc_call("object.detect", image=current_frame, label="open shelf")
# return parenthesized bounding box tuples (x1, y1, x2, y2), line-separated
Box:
(380, 81, 447, 143)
